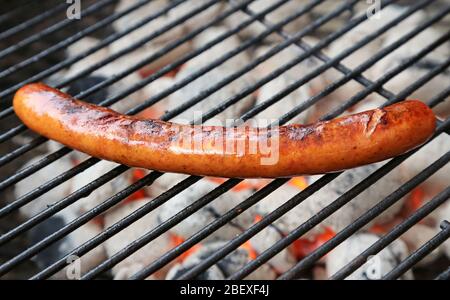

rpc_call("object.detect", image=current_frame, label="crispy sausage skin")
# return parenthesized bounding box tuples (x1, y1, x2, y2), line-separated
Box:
(14, 83, 436, 178)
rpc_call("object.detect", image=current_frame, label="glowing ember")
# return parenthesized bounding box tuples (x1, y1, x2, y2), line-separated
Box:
(169, 234, 203, 263)
(138, 65, 183, 78)
(90, 216, 105, 227)
(288, 177, 308, 190)
(135, 106, 164, 120)
(369, 218, 402, 235)
(402, 187, 427, 217)
(123, 169, 148, 204)
(239, 240, 258, 260)
(291, 227, 336, 259)
(370, 187, 428, 234)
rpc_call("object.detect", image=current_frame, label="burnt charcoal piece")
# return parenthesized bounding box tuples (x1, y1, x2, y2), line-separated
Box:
(28, 216, 68, 270)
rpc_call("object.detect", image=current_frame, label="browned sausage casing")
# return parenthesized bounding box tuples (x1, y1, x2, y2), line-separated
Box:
(13, 83, 436, 178)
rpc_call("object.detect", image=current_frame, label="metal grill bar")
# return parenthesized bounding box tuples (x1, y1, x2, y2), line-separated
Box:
(0, 136, 47, 168)
(383, 220, 450, 280)
(0, 0, 338, 276)
(0, 0, 309, 169)
(237, 0, 448, 135)
(0, 2, 67, 42)
(0, 0, 260, 180)
(226, 91, 450, 280)
(0, 0, 224, 107)
(132, 175, 333, 280)
(278, 151, 450, 280)
(330, 187, 450, 279)
(321, 33, 450, 120)
(18, 0, 394, 278)
(435, 266, 450, 280)
(233, 1, 447, 125)
(31, 175, 219, 279)
(166, 49, 448, 279)
(74, 0, 325, 113)
(0, 0, 158, 86)
(0, 0, 119, 62)
(0, 0, 37, 26)
(0, 0, 448, 280)
(148, 27, 450, 279)
(0, 0, 305, 222)
(0, 0, 336, 218)
(7, 0, 450, 282)
(0, 0, 186, 112)
(236, 0, 393, 101)
(0, 170, 166, 276)
(178, 136, 450, 280)
(99, 35, 450, 279)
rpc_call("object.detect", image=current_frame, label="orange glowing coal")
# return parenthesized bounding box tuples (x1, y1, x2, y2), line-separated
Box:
(169, 234, 203, 263)
(240, 240, 258, 260)
(402, 187, 427, 217)
(138, 64, 183, 79)
(123, 169, 149, 204)
(135, 105, 164, 120)
(370, 186, 428, 234)
(291, 227, 336, 259)
(288, 176, 309, 190)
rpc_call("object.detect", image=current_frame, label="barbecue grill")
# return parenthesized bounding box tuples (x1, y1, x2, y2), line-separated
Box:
(0, 0, 449, 280)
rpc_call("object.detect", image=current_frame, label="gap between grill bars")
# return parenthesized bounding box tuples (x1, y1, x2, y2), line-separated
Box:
(0, 0, 448, 280)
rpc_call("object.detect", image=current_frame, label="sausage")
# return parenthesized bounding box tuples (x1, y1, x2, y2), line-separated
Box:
(13, 83, 436, 178)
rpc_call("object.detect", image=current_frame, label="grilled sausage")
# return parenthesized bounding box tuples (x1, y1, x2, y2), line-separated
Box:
(13, 83, 436, 178)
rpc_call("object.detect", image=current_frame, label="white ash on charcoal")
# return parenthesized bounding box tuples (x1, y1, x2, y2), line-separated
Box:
(248, 224, 297, 273)
(253, 42, 338, 124)
(64, 37, 146, 114)
(70, 160, 134, 214)
(373, 25, 450, 117)
(166, 241, 277, 280)
(224, 0, 311, 42)
(320, 6, 427, 119)
(168, 1, 224, 33)
(401, 133, 449, 201)
(14, 155, 106, 278)
(188, 26, 251, 70)
(252, 46, 314, 124)
(157, 179, 255, 242)
(253, 42, 327, 98)
(165, 26, 255, 126)
(64, 37, 111, 80)
(144, 173, 189, 199)
(168, 62, 256, 126)
(112, 0, 186, 46)
(307, 0, 356, 36)
(254, 179, 324, 239)
(46, 219, 106, 279)
(103, 198, 173, 279)
(434, 201, 450, 259)
(399, 224, 442, 266)
(306, 163, 408, 233)
(326, 4, 426, 77)
(15, 154, 75, 218)
(326, 233, 413, 280)
(109, 36, 192, 81)
(110, 0, 216, 76)
(345, 96, 385, 114)
(137, 77, 175, 119)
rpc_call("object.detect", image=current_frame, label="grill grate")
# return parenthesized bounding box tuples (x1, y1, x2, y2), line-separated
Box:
(0, 0, 448, 280)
